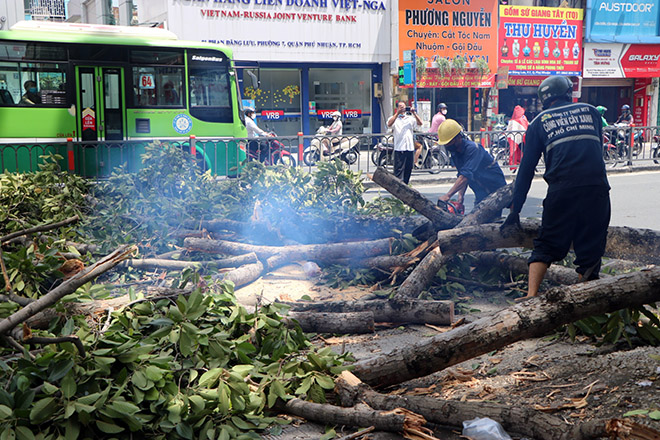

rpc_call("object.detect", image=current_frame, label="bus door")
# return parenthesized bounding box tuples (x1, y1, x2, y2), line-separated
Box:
(75, 66, 125, 141)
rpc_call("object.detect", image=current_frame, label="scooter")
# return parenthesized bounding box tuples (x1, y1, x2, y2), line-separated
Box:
(614, 123, 643, 157)
(247, 131, 296, 167)
(374, 134, 449, 174)
(303, 126, 360, 166)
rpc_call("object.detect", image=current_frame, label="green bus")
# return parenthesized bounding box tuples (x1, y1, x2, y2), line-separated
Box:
(0, 20, 247, 176)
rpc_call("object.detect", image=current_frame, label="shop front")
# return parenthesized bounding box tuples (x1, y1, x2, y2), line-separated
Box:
(161, 0, 390, 137)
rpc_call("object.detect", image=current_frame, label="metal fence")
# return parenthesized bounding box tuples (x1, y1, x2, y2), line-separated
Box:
(2, 126, 660, 178)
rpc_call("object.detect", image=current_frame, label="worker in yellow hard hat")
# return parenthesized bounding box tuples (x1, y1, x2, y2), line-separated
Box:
(437, 119, 507, 212)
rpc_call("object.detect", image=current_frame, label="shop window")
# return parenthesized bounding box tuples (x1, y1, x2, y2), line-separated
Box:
(243, 69, 301, 136)
(131, 66, 184, 107)
(309, 69, 372, 135)
(0, 61, 67, 107)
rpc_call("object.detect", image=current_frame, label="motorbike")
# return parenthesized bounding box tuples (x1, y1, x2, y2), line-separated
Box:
(303, 126, 360, 166)
(374, 133, 449, 174)
(614, 123, 643, 157)
(247, 131, 296, 167)
(602, 131, 621, 165)
(652, 133, 660, 164)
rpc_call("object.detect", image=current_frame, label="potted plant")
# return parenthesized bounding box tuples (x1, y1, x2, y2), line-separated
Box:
(416, 56, 427, 79)
(451, 55, 467, 74)
(475, 58, 491, 77)
(435, 56, 451, 77)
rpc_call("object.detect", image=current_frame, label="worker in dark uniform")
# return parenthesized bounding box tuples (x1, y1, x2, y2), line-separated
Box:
(437, 119, 507, 211)
(501, 75, 611, 300)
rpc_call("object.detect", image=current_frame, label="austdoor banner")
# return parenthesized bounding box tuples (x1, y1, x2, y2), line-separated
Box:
(587, 0, 659, 41)
(166, 0, 390, 63)
(584, 43, 660, 78)
(499, 6, 583, 76)
(398, 0, 498, 88)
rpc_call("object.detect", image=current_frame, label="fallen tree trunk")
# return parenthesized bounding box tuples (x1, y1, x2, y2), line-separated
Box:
(286, 311, 375, 334)
(334, 371, 625, 440)
(279, 298, 454, 326)
(456, 183, 514, 227)
(353, 266, 660, 388)
(123, 253, 258, 271)
(184, 237, 393, 269)
(0, 245, 136, 335)
(220, 260, 265, 288)
(472, 251, 585, 286)
(370, 167, 461, 229)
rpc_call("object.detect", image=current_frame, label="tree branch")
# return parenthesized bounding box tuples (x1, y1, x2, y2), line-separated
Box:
(0, 215, 80, 244)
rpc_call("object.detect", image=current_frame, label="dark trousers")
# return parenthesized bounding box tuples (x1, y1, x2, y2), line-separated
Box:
(393, 150, 414, 184)
(530, 185, 611, 279)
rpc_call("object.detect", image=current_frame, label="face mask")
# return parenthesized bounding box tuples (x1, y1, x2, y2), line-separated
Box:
(28, 87, 37, 94)
(441, 109, 447, 115)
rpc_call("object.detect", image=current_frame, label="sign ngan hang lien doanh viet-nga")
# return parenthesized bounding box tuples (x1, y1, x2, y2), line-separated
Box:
(499, 5, 584, 76)
(398, 0, 499, 88)
(165, 0, 390, 63)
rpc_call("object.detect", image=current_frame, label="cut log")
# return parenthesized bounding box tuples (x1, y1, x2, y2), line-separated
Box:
(352, 266, 660, 388)
(184, 237, 393, 269)
(123, 253, 258, 271)
(334, 371, 610, 440)
(286, 311, 375, 334)
(278, 298, 454, 326)
(220, 260, 265, 288)
(370, 167, 461, 229)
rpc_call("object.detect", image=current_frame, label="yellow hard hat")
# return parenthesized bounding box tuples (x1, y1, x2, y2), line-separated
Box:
(437, 119, 462, 145)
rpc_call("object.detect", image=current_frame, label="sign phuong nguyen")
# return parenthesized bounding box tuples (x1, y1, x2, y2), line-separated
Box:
(398, 0, 498, 88)
(499, 6, 583, 76)
(166, 0, 390, 63)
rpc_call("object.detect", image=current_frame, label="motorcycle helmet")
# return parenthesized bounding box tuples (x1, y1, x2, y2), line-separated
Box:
(621, 104, 630, 113)
(437, 103, 447, 112)
(537, 75, 573, 109)
(331, 111, 341, 119)
(596, 105, 607, 116)
(244, 107, 255, 117)
(437, 119, 463, 146)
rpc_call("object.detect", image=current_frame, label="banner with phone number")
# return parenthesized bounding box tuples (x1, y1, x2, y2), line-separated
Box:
(498, 6, 583, 76)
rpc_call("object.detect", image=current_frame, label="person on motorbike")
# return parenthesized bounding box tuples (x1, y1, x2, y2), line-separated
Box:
(322, 111, 343, 155)
(615, 104, 632, 125)
(596, 105, 608, 128)
(436, 119, 506, 211)
(244, 107, 272, 161)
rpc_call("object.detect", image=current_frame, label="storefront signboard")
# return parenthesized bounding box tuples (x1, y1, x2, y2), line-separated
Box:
(166, 0, 389, 63)
(398, 0, 498, 88)
(261, 110, 285, 120)
(317, 109, 337, 119)
(584, 43, 660, 78)
(498, 6, 583, 76)
(343, 109, 362, 119)
(586, 0, 660, 42)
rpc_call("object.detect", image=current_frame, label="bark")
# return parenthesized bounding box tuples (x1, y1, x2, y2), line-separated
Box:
(334, 371, 610, 440)
(184, 237, 393, 269)
(123, 253, 258, 271)
(472, 251, 584, 285)
(279, 298, 454, 326)
(220, 260, 265, 288)
(352, 266, 660, 388)
(605, 226, 660, 265)
(0, 245, 136, 335)
(370, 167, 461, 229)
(286, 311, 375, 334)
(282, 399, 405, 433)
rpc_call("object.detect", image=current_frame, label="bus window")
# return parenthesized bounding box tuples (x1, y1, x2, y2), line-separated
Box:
(131, 66, 184, 107)
(0, 61, 66, 106)
(188, 51, 232, 123)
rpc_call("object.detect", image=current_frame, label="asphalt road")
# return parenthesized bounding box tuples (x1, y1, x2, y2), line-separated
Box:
(365, 170, 660, 230)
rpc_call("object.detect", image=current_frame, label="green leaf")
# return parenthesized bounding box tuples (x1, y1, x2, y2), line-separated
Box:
(649, 410, 660, 420)
(14, 426, 35, 440)
(61, 371, 77, 399)
(198, 368, 223, 388)
(48, 359, 74, 382)
(0, 428, 15, 440)
(175, 423, 193, 439)
(315, 375, 335, 390)
(0, 404, 12, 419)
(319, 427, 336, 440)
(145, 365, 165, 382)
(29, 397, 56, 424)
(109, 400, 140, 415)
(64, 420, 80, 439)
(623, 409, 649, 417)
(96, 420, 125, 434)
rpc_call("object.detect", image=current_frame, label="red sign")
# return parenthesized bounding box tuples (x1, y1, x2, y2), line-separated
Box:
(317, 109, 337, 119)
(633, 78, 652, 126)
(405, 71, 496, 89)
(343, 109, 362, 119)
(82, 111, 96, 131)
(498, 6, 583, 76)
(261, 110, 284, 120)
(620, 45, 660, 77)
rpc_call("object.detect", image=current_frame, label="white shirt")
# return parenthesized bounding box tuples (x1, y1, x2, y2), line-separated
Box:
(326, 119, 343, 135)
(246, 116, 267, 138)
(392, 114, 417, 151)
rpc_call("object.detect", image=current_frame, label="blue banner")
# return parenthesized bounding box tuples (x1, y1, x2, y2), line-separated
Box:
(587, 0, 660, 42)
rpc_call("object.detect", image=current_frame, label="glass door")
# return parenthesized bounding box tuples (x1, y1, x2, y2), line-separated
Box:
(76, 66, 125, 141)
